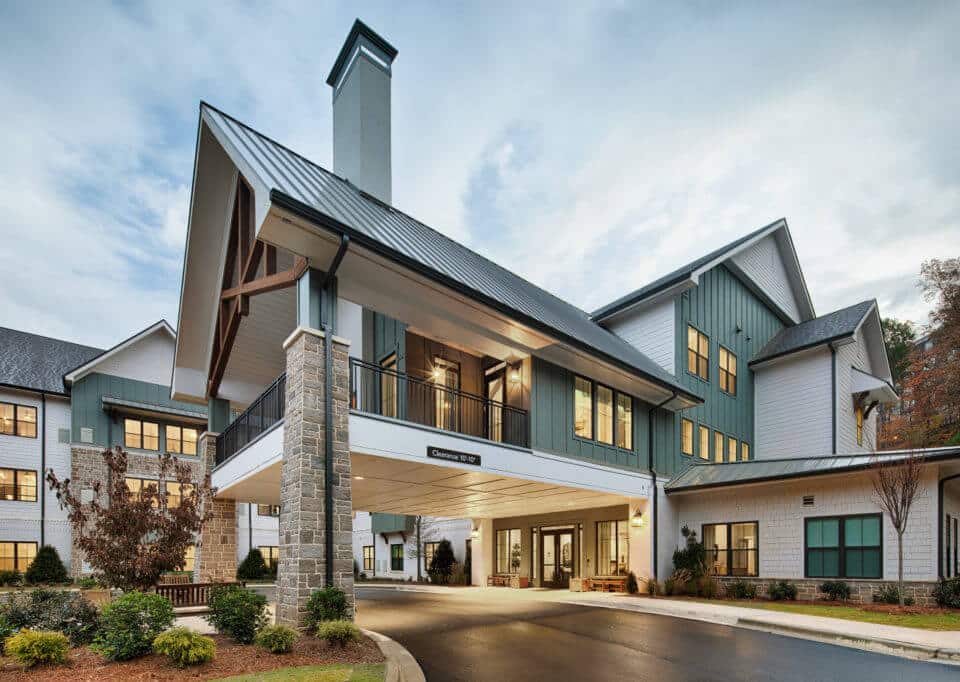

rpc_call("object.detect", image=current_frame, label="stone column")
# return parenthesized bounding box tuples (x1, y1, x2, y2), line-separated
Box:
(194, 431, 238, 582)
(276, 327, 353, 628)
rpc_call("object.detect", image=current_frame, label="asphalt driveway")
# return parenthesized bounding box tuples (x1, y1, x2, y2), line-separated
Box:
(355, 587, 958, 682)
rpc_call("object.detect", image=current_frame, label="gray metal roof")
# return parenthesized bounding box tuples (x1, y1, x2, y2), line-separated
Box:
(201, 103, 700, 404)
(665, 446, 960, 494)
(0, 327, 102, 395)
(101, 396, 207, 421)
(750, 299, 875, 366)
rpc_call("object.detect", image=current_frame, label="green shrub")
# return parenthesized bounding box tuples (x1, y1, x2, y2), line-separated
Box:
(4, 630, 69, 668)
(152, 627, 216, 667)
(872, 584, 915, 606)
(0, 588, 100, 645)
(24, 546, 69, 585)
(626, 572, 639, 594)
(726, 579, 757, 599)
(697, 575, 719, 598)
(933, 578, 960, 609)
(92, 591, 173, 661)
(256, 624, 299, 654)
(75, 576, 99, 589)
(427, 539, 457, 585)
(645, 578, 660, 596)
(0, 614, 15, 645)
(672, 526, 707, 578)
(205, 585, 268, 644)
(662, 578, 676, 595)
(767, 581, 798, 601)
(317, 619, 360, 646)
(819, 581, 851, 602)
(305, 586, 349, 629)
(237, 549, 270, 581)
(0, 570, 21, 587)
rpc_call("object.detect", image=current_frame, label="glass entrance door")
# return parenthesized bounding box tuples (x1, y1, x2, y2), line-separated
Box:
(485, 370, 505, 442)
(541, 529, 575, 588)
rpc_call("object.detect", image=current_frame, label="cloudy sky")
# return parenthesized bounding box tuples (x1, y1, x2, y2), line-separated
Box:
(1, 1, 957, 349)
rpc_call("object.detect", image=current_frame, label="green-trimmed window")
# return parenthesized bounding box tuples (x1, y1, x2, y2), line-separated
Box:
(719, 347, 737, 395)
(616, 394, 632, 449)
(698, 425, 710, 460)
(805, 514, 881, 579)
(0, 402, 37, 438)
(741, 442, 750, 461)
(596, 385, 614, 445)
(714, 431, 724, 464)
(574, 376, 593, 439)
(728, 436, 738, 463)
(573, 376, 633, 450)
(687, 326, 709, 380)
(390, 543, 404, 571)
(681, 419, 694, 456)
(166, 425, 199, 455)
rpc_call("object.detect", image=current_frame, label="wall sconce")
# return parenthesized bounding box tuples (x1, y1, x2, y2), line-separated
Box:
(470, 527, 480, 539)
(631, 510, 645, 528)
(509, 367, 521, 384)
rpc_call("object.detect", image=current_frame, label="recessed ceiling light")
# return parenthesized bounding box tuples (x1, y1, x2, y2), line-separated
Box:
(353, 476, 365, 480)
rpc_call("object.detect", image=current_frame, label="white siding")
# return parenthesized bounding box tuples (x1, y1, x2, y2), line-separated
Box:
(731, 234, 802, 323)
(673, 468, 939, 581)
(352, 512, 471, 579)
(80, 327, 175, 386)
(754, 349, 833, 459)
(605, 298, 675, 374)
(836, 332, 878, 454)
(236, 502, 280, 561)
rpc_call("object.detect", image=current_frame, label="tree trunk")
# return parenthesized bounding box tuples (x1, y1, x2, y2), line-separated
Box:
(898, 530, 904, 607)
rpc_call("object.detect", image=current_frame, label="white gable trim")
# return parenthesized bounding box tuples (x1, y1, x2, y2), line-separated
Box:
(64, 320, 176, 385)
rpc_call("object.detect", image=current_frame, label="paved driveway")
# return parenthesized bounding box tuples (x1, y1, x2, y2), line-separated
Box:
(356, 587, 958, 682)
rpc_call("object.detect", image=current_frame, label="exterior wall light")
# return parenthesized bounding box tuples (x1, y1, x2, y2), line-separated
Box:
(631, 510, 645, 527)
(470, 527, 480, 539)
(509, 368, 521, 384)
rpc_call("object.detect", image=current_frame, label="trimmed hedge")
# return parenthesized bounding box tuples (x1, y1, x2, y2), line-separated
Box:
(153, 627, 217, 667)
(92, 591, 174, 661)
(305, 587, 349, 629)
(317, 619, 360, 646)
(4, 630, 70, 668)
(205, 585, 268, 644)
(256, 624, 298, 654)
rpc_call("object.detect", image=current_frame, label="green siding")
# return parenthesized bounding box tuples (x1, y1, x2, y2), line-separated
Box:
(371, 513, 414, 535)
(70, 372, 207, 450)
(667, 264, 785, 473)
(373, 312, 406, 371)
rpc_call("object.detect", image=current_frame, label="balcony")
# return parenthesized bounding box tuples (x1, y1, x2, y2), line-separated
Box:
(349, 358, 529, 448)
(215, 373, 286, 466)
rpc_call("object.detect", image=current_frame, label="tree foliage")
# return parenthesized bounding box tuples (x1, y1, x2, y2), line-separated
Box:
(880, 317, 916, 390)
(427, 539, 456, 584)
(46, 447, 213, 591)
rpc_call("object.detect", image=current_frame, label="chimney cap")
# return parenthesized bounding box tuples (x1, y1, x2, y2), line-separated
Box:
(326, 19, 398, 88)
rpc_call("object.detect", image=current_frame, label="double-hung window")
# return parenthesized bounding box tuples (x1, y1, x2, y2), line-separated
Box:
(728, 436, 738, 463)
(260, 546, 280, 570)
(687, 326, 709, 380)
(166, 425, 199, 455)
(0, 541, 37, 572)
(496, 528, 521, 574)
(0, 402, 37, 438)
(124, 418, 159, 450)
(574, 376, 633, 450)
(596, 520, 629, 575)
(424, 541, 439, 570)
(390, 543, 404, 571)
(166, 481, 193, 508)
(0, 468, 37, 502)
(698, 425, 710, 460)
(258, 504, 281, 517)
(714, 431, 724, 464)
(363, 545, 375, 572)
(703, 522, 758, 576)
(719, 347, 737, 395)
(125, 477, 159, 506)
(681, 419, 694, 456)
(805, 514, 881, 579)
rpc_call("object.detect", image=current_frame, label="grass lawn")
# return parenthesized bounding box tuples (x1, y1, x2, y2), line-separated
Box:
(696, 599, 960, 630)
(213, 663, 385, 682)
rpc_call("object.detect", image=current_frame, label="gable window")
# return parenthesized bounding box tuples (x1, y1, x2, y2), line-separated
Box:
(258, 504, 281, 517)
(616, 394, 633, 449)
(856, 405, 864, 446)
(390, 543, 404, 571)
(124, 418, 159, 450)
(741, 442, 750, 461)
(424, 541, 440, 570)
(166, 425, 199, 455)
(714, 431, 724, 464)
(0, 541, 37, 572)
(597, 520, 629, 575)
(687, 326, 709, 381)
(496, 528, 522, 574)
(260, 545, 280, 570)
(703, 522, 758, 576)
(805, 514, 881, 579)
(681, 419, 694, 456)
(719, 347, 737, 396)
(363, 545, 375, 572)
(0, 468, 38, 502)
(574, 376, 593, 439)
(728, 436, 738, 463)
(596, 385, 614, 445)
(698, 425, 710, 461)
(0, 402, 37, 438)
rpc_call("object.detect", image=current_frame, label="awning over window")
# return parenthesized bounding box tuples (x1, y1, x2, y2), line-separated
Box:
(850, 367, 898, 404)
(101, 396, 207, 424)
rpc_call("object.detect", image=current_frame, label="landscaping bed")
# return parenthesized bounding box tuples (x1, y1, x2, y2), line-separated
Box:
(1, 632, 384, 681)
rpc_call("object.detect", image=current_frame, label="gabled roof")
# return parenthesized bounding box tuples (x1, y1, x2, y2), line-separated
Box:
(64, 320, 176, 385)
(665, 446, 960, 494)
(750, 300, 876, 367)
(0, 327, 102, 395)
(591, 218, 815, 323)
(198, 103, 701, 406)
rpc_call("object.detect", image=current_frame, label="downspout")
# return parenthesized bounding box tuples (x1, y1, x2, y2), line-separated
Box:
(938, 474, 960, 579)
(40, 394, 46, 548)
(830, 345, 837, 454)
(648, 391, 677, 581)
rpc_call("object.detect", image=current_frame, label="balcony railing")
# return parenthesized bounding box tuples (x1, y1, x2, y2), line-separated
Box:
(215, 373, 286, 466)
(349, 358, 529, 448)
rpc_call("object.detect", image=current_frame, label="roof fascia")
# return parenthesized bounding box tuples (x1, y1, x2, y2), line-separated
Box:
(773, 223, 816, 320)
(689, 219, 785, 283)
(64, 321, 175, 385)
(749, 333, 853, 369)
(854, 302, 894, 382)
(597, 279, 694, 325)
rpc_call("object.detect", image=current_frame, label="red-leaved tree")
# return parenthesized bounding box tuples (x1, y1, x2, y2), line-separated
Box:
(47, 446, 214, 591)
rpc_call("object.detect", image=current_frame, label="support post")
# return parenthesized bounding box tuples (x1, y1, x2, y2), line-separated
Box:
(194, 432, 238, 582)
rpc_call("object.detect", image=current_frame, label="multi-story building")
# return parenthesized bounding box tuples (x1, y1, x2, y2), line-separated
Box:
(353, 512, 471, 580)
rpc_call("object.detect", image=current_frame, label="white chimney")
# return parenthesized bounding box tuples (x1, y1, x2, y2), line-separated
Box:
(327, 19, 398, 205)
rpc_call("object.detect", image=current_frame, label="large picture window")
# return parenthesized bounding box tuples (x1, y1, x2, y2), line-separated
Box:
(390, 543, 404, 571)
(681, 419, 694, 456)
(0, 541, 37, 572)
(574, 376, 593, 439)
(0, 402, 37, 438)
(596, 520, 629, 576)
(363, 545, 375, 572)
(687, 326, 709, 380)
(0, 468, 38, 502)
(703, 522, 758, 577)
(719, 347, 737, 395)
(496, 528, 522, 574)
(806, 514, 881, 579)
(574, 376, 633, 450)
(124, 418, 159, 450)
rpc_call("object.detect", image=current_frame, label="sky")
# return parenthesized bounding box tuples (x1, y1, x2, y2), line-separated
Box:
(0, 1, 957, 349)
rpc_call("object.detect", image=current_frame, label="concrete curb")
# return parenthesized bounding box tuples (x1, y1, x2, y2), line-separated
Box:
(363, 628, 426, 682)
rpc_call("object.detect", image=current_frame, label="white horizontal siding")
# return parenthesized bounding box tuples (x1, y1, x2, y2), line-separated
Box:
(605, 298, 675, 374)
(754, 349, 833, 459)
(836, 332, 878, 454)
(731, 234, 802, 323)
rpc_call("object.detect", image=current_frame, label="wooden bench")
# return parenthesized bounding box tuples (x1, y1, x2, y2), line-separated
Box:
(487, 574, 529, 588)
(487, 574, 511, 587)
(155, 581, 246, 607)
(158, 573, 193, 585)
(590, 575, 628, 593)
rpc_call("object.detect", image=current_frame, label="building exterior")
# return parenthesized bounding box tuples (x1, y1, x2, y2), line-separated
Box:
(352, 512, 471, 580)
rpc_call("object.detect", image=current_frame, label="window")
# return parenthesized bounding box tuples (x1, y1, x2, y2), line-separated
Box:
(728, 436, 738, 463)
(166, 425, 198, 455)
(719, 347, 737, 395)
(124, 418, 159, 450)
(596, 520, 629, 575)
(596, 385, 614, 445)
(687, 326, 709, 380)
(258, 504, 281, 517)
(380, 354, 398, 419)
(741, 442, 750, 461)
(165, 481, 193, 508)
(703, 522, 758, 577)
(0, 541, 37, 572)
(363, 545, 375, 572)
(432, 357, 460, 430)
(0, 403, 37, 438)
(390, 543, 404, 571)
(698, 425, 710, 461)
(177, 544, 195, 572)
(616, 394, 632, 449)
(125, 477, 159, 506)
(496, 528, 521, 574)
(260, 546, 280, 570)
(856, 405, 864, 446)
(424, 541, 440, 570)
(574, 376, 593, 439)
(805, 514, 881, 579)
(681, 419, 694, 456)
(0, 468, 38, 502)
(714, 431, 724, 464)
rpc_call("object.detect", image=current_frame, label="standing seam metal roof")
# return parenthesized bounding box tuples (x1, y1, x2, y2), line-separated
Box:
(201, 103, 699, 403)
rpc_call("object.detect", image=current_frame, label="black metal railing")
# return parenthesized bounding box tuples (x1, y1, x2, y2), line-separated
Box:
(216, 373, 286, 466)
(349, 358, 529, 448)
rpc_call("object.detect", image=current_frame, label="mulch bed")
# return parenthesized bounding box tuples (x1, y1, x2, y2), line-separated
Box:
(1, 633, 385, 681)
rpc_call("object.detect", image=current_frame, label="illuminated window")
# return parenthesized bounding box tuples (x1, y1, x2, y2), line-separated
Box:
(681, 419, 694, 456)
(714, 431, 724, 464)
(258, 504, 281, 517)
(166, 481, 193, 508)
(124, 419, 159, 450)
(741, 442, 750, 461)
(698, 425, 710, 461)
(856, 406, 864, 446)
(0, 468, 37, 502)
(703, 522, 758, 577)
(728, 437, 738, 463)
(687, 326, 709, 380)
(380, 354, 398, 419)
(424, 541, 440, 570)
(719, 347, 737, 396)
(259, 546, 280, 570)
(596, 385, 614, 445)
(177, 544, 196, 572)
(0, 541, 37, 572)
(0, 402, 37, 438)
(166, 425, 198, 455)
(574, 376, 593, 439)
(496, 528, 522, 574)
(616, 394, 632, 450)
(125, 477, 159, 507)
(363, 545, 375, 572)
(597, 520, 629, 575)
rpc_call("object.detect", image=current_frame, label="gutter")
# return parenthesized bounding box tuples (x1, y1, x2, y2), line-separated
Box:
(648, 392, 677, 581)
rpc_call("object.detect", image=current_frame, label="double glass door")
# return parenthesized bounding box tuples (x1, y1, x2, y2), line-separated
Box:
(541, 529, 574, 588)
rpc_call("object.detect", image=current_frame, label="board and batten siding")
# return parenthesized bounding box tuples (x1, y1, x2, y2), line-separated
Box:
(729, 233, 802, 324)
(753, 348, 833, 459)
(604, 298, 675, 374)
(672, 264, 785, 467)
